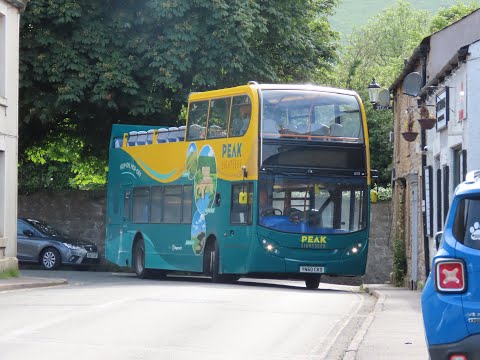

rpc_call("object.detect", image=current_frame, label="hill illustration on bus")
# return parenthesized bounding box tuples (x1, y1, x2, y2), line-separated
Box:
(105, 82, 372, 289)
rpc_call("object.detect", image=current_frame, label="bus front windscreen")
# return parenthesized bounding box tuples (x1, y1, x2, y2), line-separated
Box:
(261, 90, 364, 143)
(259, 174, 367, 234)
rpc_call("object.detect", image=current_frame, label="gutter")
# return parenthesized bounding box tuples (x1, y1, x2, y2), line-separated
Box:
(419, 45, 470, 97)
(5, 0, 28, 12)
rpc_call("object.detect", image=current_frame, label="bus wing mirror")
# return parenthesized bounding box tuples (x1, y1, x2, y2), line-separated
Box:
(239, 191, 248, 205)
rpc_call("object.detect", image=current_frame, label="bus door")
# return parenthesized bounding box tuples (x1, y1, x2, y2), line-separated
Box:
(223, 182, 254, 274)
(118, 185, 132, 263)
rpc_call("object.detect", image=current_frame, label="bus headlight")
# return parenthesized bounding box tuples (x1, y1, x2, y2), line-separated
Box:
(260, 238, 280, 255)
(345, 243, 364, 257)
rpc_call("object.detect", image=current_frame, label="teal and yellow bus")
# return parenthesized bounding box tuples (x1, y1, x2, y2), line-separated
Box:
(105, 82, 372, 289)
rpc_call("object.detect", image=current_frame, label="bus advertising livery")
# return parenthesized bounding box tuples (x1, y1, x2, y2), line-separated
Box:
(105, 82, 372, 289)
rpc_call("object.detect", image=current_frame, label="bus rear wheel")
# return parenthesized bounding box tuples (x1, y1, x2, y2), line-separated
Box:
(133, 239, 152, 279)
(305, 275, 321, 289)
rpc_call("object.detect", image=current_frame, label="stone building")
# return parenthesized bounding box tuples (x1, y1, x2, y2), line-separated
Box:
(389, 9, 480, 289)
(0, 0, 28, 273)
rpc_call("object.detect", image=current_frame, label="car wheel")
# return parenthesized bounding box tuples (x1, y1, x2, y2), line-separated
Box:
(133, 239, 152, 279)
(305, 275, 321, 289)
(40, 247, 61, 270)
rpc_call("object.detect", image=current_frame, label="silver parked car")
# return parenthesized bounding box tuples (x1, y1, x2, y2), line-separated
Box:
(17, 218, 99, 270)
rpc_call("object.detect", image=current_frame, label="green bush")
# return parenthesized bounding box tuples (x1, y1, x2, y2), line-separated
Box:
(392, 234, 407, 286)
(373, 184, 392, 201)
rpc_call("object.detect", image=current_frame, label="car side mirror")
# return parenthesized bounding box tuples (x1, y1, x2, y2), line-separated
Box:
(23, 229, 34, 237)
(434, 231, 443, 250)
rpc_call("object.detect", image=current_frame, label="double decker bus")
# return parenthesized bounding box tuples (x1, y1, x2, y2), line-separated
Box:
(105, 82, 372, 289)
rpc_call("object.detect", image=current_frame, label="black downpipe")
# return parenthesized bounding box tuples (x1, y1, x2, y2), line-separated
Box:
(420, 55, 430, 277)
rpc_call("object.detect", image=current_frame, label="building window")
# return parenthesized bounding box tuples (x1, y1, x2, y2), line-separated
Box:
(0, 13, 5, 98)
(424, 166, 433, 236)
(436, 168, 442, 232)
(453, 147, 462, 190)
(443, 165, 450, 223)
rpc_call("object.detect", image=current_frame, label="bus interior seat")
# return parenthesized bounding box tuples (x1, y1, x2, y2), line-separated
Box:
(136, 130, 148, 145)
(262, 118, 279, 137)
(146, 129, 155, 144)
(329, 123, 344, 137)
(296, 124, 308, 134)
(310, 123, 329, 136)
(168, 127, 179, 142)
(188, 124, 204, 140)
(156, 128, 168, 143)
(178, 125, 186, 141)
(128, 131, 138, 146)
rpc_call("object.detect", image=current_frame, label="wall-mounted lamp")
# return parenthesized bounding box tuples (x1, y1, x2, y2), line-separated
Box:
(368, 78, 381, 104)
(367, 78, 391, 110)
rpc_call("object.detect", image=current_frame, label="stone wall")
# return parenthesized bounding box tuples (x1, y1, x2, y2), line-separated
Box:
(364, 201, 393, 284)
(18, 191, 392, 283)
(18, 191, 107, 258)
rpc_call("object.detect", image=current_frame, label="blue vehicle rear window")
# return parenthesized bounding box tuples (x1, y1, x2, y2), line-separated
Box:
(453, 197, 480, 250)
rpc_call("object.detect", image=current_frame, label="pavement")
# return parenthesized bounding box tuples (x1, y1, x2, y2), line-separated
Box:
(347, 284, 429, 360)
(0, 275, 67, 291)
(0, 275, 428, 359)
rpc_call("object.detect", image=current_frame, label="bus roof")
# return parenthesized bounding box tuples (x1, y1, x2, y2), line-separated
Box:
(188, 82, 360, 101)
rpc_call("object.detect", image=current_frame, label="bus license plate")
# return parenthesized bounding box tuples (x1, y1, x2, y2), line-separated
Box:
(300, 266, 324, 273)
(87, 252, 98, 259)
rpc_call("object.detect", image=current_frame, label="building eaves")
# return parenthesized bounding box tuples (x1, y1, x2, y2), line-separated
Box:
(4, 0, 29, 11)
(419, 44, 470, 97)
(389, 38, 430, 93)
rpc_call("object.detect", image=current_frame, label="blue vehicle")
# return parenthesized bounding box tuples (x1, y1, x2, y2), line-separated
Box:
(422, 170, 480, 360)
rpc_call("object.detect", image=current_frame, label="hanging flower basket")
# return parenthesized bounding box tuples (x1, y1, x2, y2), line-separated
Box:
(418, 117, 436, 130)
(401, 131, 418, 142)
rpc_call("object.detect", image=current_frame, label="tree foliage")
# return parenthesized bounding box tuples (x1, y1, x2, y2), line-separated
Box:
(429, 1, 479, 33)
(19, 0, 339, 191)
(333, 0, 431, 184)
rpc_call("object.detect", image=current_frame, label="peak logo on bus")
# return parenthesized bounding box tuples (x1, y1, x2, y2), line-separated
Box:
(301, 235, 327, 249)
(222, 143, 242, 158)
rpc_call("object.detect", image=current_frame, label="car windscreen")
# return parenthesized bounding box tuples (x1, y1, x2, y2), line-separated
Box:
(25, 219, 67, 238)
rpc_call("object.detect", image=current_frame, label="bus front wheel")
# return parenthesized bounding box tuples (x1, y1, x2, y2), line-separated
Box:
(305, 275, 321, 289)
(205, 240, 238, 283)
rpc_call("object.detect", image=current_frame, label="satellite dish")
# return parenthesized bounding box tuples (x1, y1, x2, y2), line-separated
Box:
(403, 72, 422, 97)
(377, 89, 390, 107)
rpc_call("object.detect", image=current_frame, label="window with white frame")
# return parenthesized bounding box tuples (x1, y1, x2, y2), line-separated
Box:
(0, 12, 5, 99)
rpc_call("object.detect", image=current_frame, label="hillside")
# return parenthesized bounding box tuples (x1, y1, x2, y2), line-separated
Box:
(330, 0, 460, 38)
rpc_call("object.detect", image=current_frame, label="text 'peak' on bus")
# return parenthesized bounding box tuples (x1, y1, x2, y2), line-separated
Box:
(105, 82, 373, 289)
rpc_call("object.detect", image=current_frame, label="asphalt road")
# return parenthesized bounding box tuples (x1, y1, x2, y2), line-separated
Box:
(0, 270, 375, 360)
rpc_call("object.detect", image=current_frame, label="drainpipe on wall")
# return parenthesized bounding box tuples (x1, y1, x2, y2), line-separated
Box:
(419, 50, 430, 278)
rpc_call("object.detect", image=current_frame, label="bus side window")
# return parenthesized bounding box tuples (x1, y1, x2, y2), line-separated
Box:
(229, 95, 251, 137)
(187, 100, 209, 141)
(231, 183, 253, 224)
(132, 187, 150, 223)
(207, 98, 230, 139)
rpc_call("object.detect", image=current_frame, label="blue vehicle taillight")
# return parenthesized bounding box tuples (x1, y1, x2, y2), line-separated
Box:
(434, 259, 467, 294)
